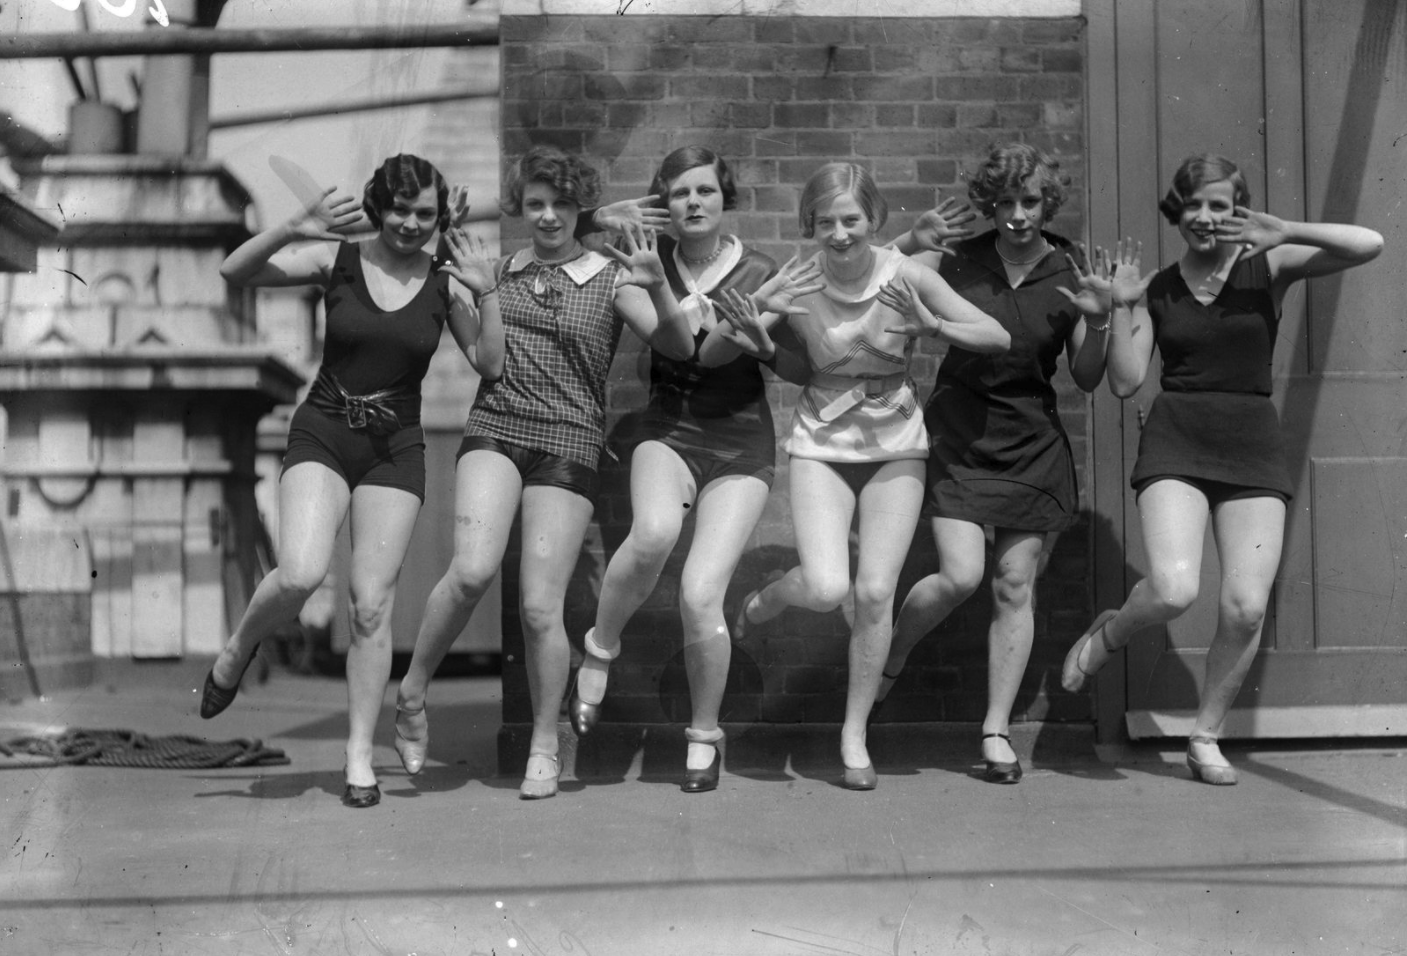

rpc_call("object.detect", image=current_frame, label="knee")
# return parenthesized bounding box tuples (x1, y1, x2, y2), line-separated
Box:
(1221, 589, 1269, 637)
(626, 515, 681, 565)
(519, 590, 565, 638)
(802, 570, 851, 611)
(990, 568, 1034, 614)
(679, 576, 725, 623)
(348, 586, 394, 639)
(946, 563, 985, 604)
(443, 554, 495, 605)
(852, 576, 898, 614)
(272, 561, 324, 602)
(1147, 571, 1199, 616)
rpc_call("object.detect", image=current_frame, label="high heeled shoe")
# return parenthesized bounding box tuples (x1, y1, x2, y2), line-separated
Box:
(1186, 734, 1238, 786)
(393, 698, 428, 775)
(568, 628, 620, 738)
(981, 732, 1023, 785)
(1060, 609, 1120, 693)
(681, 727, 724, 793)
(199, 642, 261, 720)
(519, 752, 560, 800)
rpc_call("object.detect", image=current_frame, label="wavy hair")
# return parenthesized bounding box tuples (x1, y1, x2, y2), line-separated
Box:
(362, 154, 449, 231)
(1158, 154, 1251, 224)
(965, 142, 1069, 220)
(501, 145, 602, 216)
(649, 145, 738, 211)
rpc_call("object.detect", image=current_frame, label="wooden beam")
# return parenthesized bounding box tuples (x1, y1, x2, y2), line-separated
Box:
(0, 22, 498, 59)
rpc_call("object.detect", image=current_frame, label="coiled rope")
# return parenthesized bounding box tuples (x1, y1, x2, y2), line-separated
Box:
(0, 729, 290, 769)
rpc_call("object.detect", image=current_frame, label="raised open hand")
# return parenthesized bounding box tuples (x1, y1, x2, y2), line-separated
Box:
(753, 254, 825, 316)
(593, 195, 670, 234)
(1216, 207, 1288, 260)
(1107, 238, 1155, 305)
(445, 184, 473, 230)
(909, 195, 978, 253)
(714, 287, 777, 359)
(1056, 242, 1113, 316)
(878, 276, 943, 337)
(604, 223, 667, 290)
(289, 185, 365, 241)
(438, 227, 496, 296)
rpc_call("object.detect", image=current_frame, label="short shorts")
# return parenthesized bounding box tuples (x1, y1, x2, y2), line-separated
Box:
(282, 403, 426, 501)
(458, 435, 598, 500)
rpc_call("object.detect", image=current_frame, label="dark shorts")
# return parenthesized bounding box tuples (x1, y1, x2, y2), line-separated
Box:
(646, 439, 775, 492)
(820, 460, 888, 498)
(457, 435, 598, 500)
(283, 403, 426, 501)
(1133, 474, 1291, 507)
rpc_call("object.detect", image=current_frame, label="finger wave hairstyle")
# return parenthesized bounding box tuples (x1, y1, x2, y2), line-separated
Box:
(965, 142, 1070, 220)
(362, 154, 450, 231)
(1158, 154, 1251, 224)
(648, 145, 738, 211)
(501, 145, 603, 216)
(798, 162, 888, 238)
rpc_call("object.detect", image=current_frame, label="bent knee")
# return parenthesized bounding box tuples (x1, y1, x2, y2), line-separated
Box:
(1147, 573, 1199, 615)
(1220, 591, 1269, 635)
(990, 572, 1034, 612)
(443, 557, 496, 603)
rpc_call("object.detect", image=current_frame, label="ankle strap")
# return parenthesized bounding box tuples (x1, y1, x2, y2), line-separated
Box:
(685, 726, 725, 744)
(982, 732, 1012, 743)
(583, 627, 621, 662)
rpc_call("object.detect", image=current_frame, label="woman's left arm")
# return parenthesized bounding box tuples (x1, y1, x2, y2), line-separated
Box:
(606, 225, 694, 361)
(899, 260, 1011, 353)
(1054, 244, 1115, 393)
(1219, 209, 1384, 291)
(439, 230, 505, 379)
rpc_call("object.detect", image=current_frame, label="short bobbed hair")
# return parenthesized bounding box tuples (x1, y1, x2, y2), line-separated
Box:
(798, 162, 887, 238)
(362, 154, 449, 231)
(501, 145, 602, 217)
(648, 146, 738, 211)
(965, 142, 1069, 220)
(1158, 154, 1251, 224)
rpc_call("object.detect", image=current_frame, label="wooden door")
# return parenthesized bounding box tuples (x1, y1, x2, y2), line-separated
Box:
(1087, 0, 1407, 740)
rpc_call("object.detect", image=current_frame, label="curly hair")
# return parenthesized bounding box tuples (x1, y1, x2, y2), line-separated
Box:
(648, 145, 738, 211)
(965, 142, 1070, 221)
(501, 145, 602, 217)
(362, 154, 449, 231)
(798, 162, 887, 239)
(1158, 154, 1251, 224)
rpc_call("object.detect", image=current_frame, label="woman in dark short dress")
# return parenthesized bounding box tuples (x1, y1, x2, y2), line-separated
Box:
(876, 143, 1112, 784)
(1061, 154, 1382, 785)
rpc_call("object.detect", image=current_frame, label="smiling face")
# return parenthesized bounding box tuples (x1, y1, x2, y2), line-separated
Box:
(992, 180, 1047, 251)
(377, 185, 440, 256)
(521, 180, 580, 259)
(1178, 179, 1237, 255)
(812, 191, 873, 270)
(666, 164, 725, 242)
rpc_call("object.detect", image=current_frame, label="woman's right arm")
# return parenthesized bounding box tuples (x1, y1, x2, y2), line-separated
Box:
(220, 186, 363, 287)
(1102, 240, 1158, 398)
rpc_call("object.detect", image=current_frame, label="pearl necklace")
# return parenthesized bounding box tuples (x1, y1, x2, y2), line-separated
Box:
(533, 241, 580, 267)
(680, 238, 726, 265)
(996, 240, 1049, 267)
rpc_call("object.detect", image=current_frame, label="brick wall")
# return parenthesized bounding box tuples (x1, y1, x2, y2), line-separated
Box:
(497, 14, 1091, 729)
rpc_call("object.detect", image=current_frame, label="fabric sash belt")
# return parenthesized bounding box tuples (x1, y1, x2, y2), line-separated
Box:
(809, 371, 909, 423)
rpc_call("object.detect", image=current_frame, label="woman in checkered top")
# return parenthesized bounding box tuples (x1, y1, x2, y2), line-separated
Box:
(393, 146, 696, 799)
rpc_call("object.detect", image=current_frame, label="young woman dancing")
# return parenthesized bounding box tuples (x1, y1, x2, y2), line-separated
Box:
(877, 143, 1112, 784)
(1062, 154, 1382, 784)
(202, 154, 503, 809)
(567, 145, 822, 793)
(712, 162, 1009, 789)
(392, 145, 695, 799)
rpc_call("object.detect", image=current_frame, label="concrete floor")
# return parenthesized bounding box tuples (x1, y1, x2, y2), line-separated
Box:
(1, 661, 1403, 956)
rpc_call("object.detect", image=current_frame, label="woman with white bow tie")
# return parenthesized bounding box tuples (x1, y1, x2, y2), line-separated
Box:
(568, 145, 821, 793)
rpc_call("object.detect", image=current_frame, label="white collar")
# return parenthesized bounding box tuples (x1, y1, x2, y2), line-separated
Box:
(672, 235, 742, 295)
(506, 247, 612, 285)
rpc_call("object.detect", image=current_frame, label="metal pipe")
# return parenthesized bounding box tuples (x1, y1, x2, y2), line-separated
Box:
(209, 82, 499, 130)
(0, 22, 498, 59)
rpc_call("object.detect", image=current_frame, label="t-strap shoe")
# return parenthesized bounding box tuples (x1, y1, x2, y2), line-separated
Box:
(981, 732, 1023, 784)
(1186, 734, 1238, 786)
(519, 752, 560, 800)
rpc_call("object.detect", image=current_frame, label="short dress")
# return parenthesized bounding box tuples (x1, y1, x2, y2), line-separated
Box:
(924, 232, 1083, 532)
(283, 241, 450, 501)
(634, 235, 779, 484)
(784, 245, 928, 463)
(1129, 253, 1293, 499)
(464, 247, 623, 470)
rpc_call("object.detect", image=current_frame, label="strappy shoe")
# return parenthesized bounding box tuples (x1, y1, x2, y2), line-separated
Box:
(981, 732, 1023, 785)
(1186, 734, 1238, 786)
(1060, 609, 1120, 693)
(200, 642, 261, 720)
(681, 727, 724, 794)
(519, 752, 560, 800)
(393, 697, 428, 775)
(568, 628, 619, 738)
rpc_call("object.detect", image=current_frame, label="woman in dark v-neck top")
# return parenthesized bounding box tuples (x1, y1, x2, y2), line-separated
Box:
(1060, 154, 1382, 787)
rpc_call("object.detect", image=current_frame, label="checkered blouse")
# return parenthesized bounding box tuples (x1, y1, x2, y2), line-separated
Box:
(463, 247, 625, 468)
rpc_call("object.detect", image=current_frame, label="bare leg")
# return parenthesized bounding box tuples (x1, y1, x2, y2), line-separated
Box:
(1063, 479, 1209, 689)
(883, 517, 986, 698)
(981, 529, 1044, 766)
(341, 484, 421, 788)
(679, 474, 770, 770)
(211, 462, 349, 689)
(518, 484, 595, 777)
(398, 450, 522, 712)
(841, 460, 924, 771)
(1188, 495, 1285, 775)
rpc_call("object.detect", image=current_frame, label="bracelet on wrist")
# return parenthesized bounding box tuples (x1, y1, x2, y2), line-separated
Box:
(1085, 314, 1111, 333)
